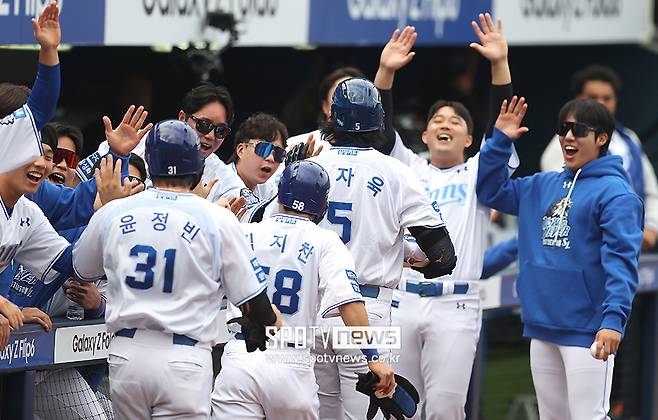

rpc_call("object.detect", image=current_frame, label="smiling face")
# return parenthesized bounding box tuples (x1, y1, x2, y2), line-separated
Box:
(422, 106, 473, 168)
(0, 155, 50, 206)
(48, 135, 78, 186)
(559, 114, 608, 171)
(236, 135, 284, 190)
(178, 101, 228, 159)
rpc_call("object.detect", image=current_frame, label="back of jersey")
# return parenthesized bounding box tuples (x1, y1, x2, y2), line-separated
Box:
(76, 189, 264, 345)
(242, 214, 363, 330)
(312, 147, 444, 288)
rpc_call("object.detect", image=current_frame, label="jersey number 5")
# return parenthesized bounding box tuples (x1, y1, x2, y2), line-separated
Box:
(125, 245, 176, 293)
(327, 201, 352, 244)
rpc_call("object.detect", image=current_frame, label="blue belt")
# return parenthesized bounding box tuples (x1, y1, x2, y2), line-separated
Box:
(116, 328, 198, 347)
(405, 281, 469, 297)
(359, 285, 380, 299)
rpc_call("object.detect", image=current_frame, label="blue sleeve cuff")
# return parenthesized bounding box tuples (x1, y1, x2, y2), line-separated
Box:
(107, 150, 130, 184)
(361, 348, 380, 362)
(600, 313, 624, 335)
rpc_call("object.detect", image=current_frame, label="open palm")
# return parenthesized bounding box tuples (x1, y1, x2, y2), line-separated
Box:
(495, 96, 529, 140)
(379, 26, 417, 71)
(469, 13, 507, 63)
(32, 2, 60, 49)
(104, 105, 153, 156)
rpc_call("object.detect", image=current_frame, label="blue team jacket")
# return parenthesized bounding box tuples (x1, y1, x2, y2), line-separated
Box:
(476, 128, 644, 347)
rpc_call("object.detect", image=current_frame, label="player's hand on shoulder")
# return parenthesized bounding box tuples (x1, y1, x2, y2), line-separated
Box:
(285, 133, 323, 166)
(0, 296, 24, 329)
(95, 155, 144, 206)
(104, 105, 153, 157)
(22, 307, 52, 332)
(379, 25, 417, 72)
(367, 360, 396, 397)
(494, 96, 529, 140)
(594, 328, 622, 361)
(469, 13, 507, 64)
(32, 1, 60, 51)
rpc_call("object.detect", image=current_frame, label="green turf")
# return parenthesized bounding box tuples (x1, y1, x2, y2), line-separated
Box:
(482, 349, 536, 420)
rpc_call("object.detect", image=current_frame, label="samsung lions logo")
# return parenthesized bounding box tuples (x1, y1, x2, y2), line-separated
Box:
(541, 197, 573, 249)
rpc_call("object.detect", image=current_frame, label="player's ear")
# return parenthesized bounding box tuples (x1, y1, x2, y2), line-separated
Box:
(595, 132, 608, 147)
(236, 143, 247, 160)
(465, 134, 473, 148)
(178, 110, 186, 122)
(421, 130, 430, 146)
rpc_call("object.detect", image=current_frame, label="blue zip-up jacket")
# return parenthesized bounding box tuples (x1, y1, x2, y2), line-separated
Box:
(477, 128, 644, 347)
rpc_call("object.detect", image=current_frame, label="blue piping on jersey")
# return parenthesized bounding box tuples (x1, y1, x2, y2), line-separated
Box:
(0, 198, 9, 220)
(320, 297, 365, 318)
(329, 146, 374, 151)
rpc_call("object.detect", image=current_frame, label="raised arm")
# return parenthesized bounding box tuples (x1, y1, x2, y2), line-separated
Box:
(374, 26, 417, 154)
(476, 97, 528, 214)
(469, 13, 513, 138)
(27, 1, 61, 129)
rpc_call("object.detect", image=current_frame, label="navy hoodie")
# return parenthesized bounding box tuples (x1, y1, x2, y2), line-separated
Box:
(477, 128, 644, 347)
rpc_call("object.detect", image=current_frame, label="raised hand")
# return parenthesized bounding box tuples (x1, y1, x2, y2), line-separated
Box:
(95, 155, 144, 206)
(32, 1, 60, 50)
(104, 105, 153, 157)
(494, 96, 529, 140)
(469, 13, 507, 64)
(379, 26, 417, 72)
(193, 178, 218, 198)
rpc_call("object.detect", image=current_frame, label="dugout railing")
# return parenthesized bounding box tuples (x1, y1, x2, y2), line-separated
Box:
(1, 256, 657, 419)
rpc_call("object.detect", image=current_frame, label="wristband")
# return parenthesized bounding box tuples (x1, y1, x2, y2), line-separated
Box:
(361, 348, 380, 362)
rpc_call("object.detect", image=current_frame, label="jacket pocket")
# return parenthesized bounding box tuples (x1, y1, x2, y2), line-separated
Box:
(517, 262, 595, 330)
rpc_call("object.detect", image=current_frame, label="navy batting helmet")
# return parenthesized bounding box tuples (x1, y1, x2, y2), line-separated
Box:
(145, 120, 204, 179)
(278, 161, 330, 221)
(330, 77, 384, 133)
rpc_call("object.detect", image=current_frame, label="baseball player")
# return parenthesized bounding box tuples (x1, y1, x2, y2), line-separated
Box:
(0, 1, 60, 173)
(382, 14, 518, 419)
(211, 160, 395, 420)
(81, 83, 246, 201)
(478, 96, 643, 419)
(304, 77, 456, 419)
(72, 120, 281, 420)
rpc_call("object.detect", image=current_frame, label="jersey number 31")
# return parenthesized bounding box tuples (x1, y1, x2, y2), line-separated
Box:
(125, 245, 177, 293)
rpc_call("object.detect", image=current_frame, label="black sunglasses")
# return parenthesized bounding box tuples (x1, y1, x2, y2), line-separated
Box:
(557, 121, 597, 138)
(187, 114, 231, 139)
(247, 141, 286, 163)
(127, 175, 146, 187)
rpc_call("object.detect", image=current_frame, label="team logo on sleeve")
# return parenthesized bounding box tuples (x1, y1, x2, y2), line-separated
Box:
(541, 197, 573, 249)
(240, 188, 260, 208)
(345, 270, 361, 293)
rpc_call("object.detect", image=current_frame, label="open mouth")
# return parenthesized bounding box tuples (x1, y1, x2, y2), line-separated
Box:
(260, 166, 273, 175)
(437, 133, 452, 142)
(564, 145, 578, 158)
(49, 172, 65, 184)
(27, 171, 43, 183)
(200, 141, 213, 152)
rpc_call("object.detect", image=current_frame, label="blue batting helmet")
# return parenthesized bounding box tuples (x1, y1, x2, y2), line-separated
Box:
(278, 161, 330, 220)
(145, 120, 204, 179)
(330, 77, 384, 133)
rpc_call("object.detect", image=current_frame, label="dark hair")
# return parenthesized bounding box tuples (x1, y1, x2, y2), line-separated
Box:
(181, 82, 235, 125)
(425, 100, 474, 135)
(0, 84, 30, 119)
(150, 175, 198, 190)
(571, 65, 621, 96)
(53, 123, 84, 155)
(40, 123, 58, 152)
(557, 99, 615, 156)
(129, 153, 147, 181)
(320, 119, 387, 149)
(231, 113, 288, 162)
(318, 67, 365, 105)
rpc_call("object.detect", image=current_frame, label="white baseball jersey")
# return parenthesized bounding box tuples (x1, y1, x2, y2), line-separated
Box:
(72, 188, 266, 345)
(311, 146, 445, 288)
(391, 139, 518, 284)
(0, 196, 68, 283)
(206, 162, 278, 215)
(0, 105, 43, 173)
(242, 214, 364, 326)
